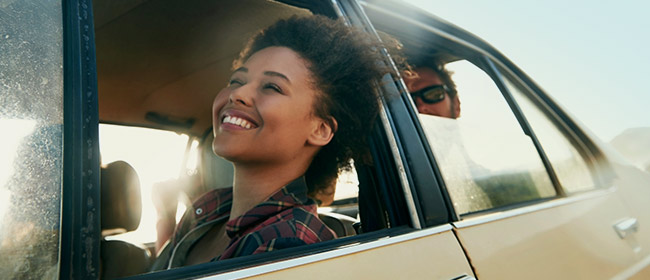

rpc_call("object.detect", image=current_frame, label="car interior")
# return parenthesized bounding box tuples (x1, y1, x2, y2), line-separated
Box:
(93, 0, 407, 278)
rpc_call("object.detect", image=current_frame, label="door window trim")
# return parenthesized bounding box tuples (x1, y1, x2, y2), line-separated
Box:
(60, 0, 101, 279)
(488, 59, 607, 187)
(343, 0, 453, 228)
(481, 56, 566, 197)
(454, 186, 615, 228)
(197, 225, 453, 280)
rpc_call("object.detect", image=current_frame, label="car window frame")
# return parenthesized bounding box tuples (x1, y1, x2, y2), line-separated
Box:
(60, 0, 102, 278)
(480, 56, 566, 196)
(343, 0, 454, 229)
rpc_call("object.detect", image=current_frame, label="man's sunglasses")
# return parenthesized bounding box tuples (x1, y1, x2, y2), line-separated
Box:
(410, 85, 450, 104)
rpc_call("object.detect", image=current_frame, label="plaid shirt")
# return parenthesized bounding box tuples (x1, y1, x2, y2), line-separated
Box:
(154, 177, 335, 269)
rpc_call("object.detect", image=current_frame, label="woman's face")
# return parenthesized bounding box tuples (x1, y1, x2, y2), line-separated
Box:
(212, 46, 323, 165)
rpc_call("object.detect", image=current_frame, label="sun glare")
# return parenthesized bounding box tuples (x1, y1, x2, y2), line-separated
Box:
(0, 119, 37, 221)
(99, 124, 194, 244)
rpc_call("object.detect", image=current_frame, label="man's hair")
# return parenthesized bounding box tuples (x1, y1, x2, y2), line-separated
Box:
(377, 31, 457, 97)
(234, 15, 386, 195)
(424, 62, 457, 98)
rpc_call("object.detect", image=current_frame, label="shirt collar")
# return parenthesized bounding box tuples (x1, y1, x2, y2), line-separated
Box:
(172, 187, 233, 247)
(225, 176, 312, 238)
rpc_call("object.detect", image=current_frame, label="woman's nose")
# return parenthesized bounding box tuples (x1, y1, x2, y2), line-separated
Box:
(229, 84, 254, 106)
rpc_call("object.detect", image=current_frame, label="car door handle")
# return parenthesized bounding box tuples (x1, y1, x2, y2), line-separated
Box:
(614, 217, 639, 239)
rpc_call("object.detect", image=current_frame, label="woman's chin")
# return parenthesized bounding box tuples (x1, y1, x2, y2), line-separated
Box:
(212, 142, 240, 161)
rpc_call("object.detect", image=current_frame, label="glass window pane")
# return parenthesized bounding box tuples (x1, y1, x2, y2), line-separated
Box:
(0, 0, 64, 278)
(420, 60, 556, 215)
(503, 74, 597, 193)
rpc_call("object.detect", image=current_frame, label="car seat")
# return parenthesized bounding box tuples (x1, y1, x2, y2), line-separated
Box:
(318, 212, 358, 237)
(100, 160, 152, 279)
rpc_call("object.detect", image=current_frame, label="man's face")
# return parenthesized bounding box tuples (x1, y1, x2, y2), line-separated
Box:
(403, 67, 460, 119)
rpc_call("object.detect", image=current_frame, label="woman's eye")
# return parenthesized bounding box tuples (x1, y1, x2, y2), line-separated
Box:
(228, 79, 244, 87)
(263, 83, 283, 94)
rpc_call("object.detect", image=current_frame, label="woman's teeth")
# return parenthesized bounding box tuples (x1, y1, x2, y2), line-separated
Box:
(223, 115, 253, 129)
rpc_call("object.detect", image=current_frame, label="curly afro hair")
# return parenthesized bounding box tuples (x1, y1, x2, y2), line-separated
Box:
(233, 15, 387, 195)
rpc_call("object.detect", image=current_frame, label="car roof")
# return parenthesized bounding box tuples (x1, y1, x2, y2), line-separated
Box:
(94, 0, 535, 138)
(94, 0, 310, 135)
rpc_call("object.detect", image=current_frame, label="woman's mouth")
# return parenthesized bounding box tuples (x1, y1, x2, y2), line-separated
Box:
(221, 114, 258, 129)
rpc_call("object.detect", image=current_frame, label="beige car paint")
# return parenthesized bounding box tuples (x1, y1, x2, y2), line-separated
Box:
(202, 226, 474, 280)
(453, 187, 645, 279)
(609, 162, 650, 278)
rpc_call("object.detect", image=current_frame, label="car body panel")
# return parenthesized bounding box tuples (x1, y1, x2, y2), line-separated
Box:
(201, 225, 473, 280)
(610, 163, 650, 272)
(454, 188, 642, 279)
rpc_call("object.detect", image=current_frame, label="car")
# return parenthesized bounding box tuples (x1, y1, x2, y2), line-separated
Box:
(2, 0, 649, 279)
(610, 127, 650, 173)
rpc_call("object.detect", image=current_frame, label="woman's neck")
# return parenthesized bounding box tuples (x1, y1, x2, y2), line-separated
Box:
(228, 161, 307, 220)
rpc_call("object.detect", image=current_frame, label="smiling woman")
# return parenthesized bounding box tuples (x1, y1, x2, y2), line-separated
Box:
(150, 15, 387, 270)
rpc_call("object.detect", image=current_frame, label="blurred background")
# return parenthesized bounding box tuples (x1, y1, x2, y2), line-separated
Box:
(403, 0, 650, 170)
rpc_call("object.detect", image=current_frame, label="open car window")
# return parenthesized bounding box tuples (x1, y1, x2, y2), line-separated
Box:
(94, 0, 410, 278)
(363, 1, 602, 219)
(418, 60, 556, 215)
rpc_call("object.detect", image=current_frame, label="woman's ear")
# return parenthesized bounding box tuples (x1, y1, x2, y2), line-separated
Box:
(307, 117, 337, 147)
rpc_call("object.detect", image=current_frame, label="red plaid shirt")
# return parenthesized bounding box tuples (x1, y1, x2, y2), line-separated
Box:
(154, 177, 335, 269)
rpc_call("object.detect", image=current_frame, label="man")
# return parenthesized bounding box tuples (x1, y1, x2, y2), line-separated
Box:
(403, 65, 461, 119)
(313, 63, 461, 207)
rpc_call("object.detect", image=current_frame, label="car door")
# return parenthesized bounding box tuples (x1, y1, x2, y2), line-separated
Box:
(607, 152, 650, 278)
(361, 0, 648, 278)
(416, 56, 633, 279)
(408, 38, 641, 280)
(444, 56, 648, 279)
(493, 61, 650, 279)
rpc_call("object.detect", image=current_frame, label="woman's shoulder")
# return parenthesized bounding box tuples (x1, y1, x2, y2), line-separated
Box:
(229, 208, 335, 257)
(251, 203, 334, 241)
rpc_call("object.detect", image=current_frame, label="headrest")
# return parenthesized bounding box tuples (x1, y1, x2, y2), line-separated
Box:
(101, 160, 142, 234)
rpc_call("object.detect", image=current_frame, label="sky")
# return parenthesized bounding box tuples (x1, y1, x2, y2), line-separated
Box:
(402, 0, 650, 142)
